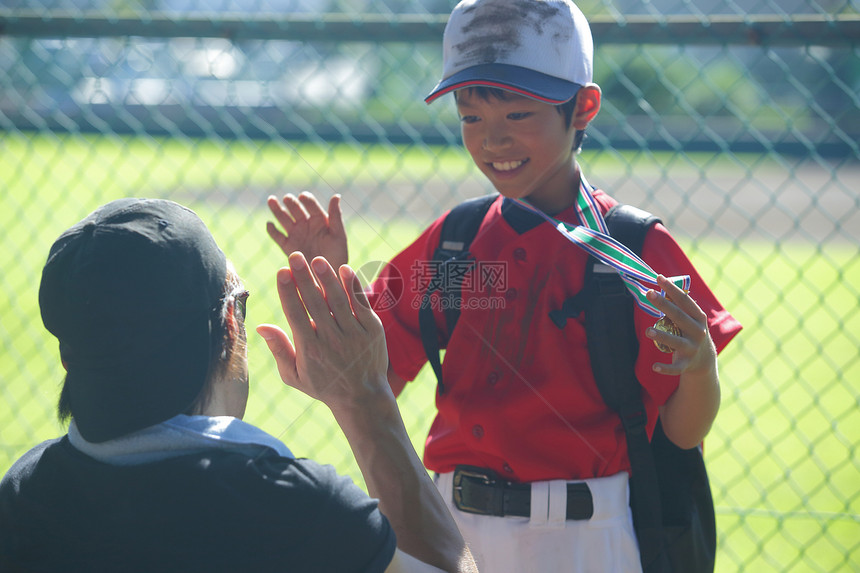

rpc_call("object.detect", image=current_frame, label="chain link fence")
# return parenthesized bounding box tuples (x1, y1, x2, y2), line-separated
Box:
(1, 1, 858, 571)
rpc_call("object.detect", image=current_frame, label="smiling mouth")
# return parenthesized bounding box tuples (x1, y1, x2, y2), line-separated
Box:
(491, 159, 528, 172)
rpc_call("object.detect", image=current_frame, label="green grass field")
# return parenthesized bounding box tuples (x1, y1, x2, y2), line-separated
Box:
(1, 133, 858, 571)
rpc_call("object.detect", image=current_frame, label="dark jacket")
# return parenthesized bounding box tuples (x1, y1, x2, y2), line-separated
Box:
(0, 436, 396, 572)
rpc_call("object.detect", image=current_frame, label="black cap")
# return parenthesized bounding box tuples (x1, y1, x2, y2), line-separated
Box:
(39, 198, 228, 443)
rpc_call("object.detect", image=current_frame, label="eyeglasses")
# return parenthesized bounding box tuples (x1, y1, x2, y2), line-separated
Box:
(231, 289, 250, 322)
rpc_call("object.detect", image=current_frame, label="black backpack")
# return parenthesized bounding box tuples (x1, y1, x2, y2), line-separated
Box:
(418, 194, 717, 573)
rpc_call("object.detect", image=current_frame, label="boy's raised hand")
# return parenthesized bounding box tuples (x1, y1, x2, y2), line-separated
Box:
(266, 192, 349, 270)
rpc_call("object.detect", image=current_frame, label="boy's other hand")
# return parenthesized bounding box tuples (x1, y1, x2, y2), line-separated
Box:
(266, 192, 349, 270)
(646, 275, 717, 379)
(648, 274, 721, 448)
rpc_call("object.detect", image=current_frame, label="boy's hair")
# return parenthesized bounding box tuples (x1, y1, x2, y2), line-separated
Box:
(455, 86, 586, 151)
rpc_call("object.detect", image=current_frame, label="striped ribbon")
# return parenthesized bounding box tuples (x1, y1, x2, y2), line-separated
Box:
(512, 176, 691, 318)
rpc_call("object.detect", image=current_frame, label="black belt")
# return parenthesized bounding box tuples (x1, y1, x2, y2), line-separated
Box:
(452, 466, 594, 520)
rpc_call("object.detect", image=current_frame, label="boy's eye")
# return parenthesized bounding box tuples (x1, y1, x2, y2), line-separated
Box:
(508, 112, 532, 120)
(460, 115, 479, 124)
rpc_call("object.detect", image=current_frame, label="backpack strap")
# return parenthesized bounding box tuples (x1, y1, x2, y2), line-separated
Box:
(586, 204, 660, 413)
(419, 194, 497, 394)
(585, 204, 671, 573)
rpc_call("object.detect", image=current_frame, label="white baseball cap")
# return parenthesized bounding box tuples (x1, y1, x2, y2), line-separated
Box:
(425, 0, 593, 105)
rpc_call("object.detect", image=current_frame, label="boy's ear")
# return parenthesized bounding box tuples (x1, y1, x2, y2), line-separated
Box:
(573, 84, 602, 130)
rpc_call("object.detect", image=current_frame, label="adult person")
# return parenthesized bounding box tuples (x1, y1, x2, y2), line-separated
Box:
(0, 198, 476, 573)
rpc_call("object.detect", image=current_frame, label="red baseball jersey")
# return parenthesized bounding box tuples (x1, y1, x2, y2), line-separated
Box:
(370, 187, 741, 484)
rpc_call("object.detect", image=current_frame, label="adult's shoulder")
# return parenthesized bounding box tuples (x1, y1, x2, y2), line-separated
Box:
(0, 437, 65, 489)
(1, 444, 396, 572)
(212, 452, 396, 572)
(240, 452, 368, 506)
(179, 451, 392, 539)
(164, 448, 364, 507)
(0, 436, 66, 556)
(128, 449, 395, 571)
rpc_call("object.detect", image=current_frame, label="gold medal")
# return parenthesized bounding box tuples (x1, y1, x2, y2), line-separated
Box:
(653, 315, 681, 353)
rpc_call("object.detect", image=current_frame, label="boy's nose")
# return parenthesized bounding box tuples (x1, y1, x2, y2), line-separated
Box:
(482, 125, 512, 151)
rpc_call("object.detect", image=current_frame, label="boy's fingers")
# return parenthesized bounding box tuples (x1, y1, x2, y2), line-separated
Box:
(656, 274, 682, 293)
(656, 275, 707, 322)
(298, 192, 327, 220)
(281, 193, 311, 223)
(648, 277, 705, 332)
(646, 288, 677, 317)
(267, 195, 298, 229)
(266, 221, 290, 250)
(329, 195, 346, 236)
(648, 322, 688, 352)
(266, 195, 287, 219)
(647, 295, 704, 352)
(652, 359, 682, 376)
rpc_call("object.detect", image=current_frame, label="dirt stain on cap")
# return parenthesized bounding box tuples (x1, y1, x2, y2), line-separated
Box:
(454, 0, 565, 66)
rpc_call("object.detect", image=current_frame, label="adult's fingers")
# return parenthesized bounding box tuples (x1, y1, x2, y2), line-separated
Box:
(309, 256, 357, 331)
(255, 324, 299, 386)
(274, 265, 315, 341)
(288, 253, 337, 331)
(339, 264, 382, 332)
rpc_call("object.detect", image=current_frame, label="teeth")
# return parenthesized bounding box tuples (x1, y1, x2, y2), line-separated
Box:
(492, 159, 525, 171)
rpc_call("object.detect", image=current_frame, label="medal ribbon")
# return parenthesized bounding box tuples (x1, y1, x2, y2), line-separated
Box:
(512, 176, 691, 318)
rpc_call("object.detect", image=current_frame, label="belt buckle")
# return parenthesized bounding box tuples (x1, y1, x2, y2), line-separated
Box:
(452, 465, 498, 515)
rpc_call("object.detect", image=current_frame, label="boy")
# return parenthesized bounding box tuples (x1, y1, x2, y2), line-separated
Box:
(266, 0, 741, 571)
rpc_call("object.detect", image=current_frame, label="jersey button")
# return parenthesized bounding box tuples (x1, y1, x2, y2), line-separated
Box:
(513, 247, 527, 262)
(486, 372, 499, 386)
(471, 425, 484, 439)
(505, 287, 518, 301)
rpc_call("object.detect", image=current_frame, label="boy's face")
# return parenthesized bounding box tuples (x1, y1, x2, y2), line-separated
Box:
(456, 89, 579, 213)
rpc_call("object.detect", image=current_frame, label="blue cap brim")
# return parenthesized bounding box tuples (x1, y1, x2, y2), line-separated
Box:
(425, 63, 582, 105)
